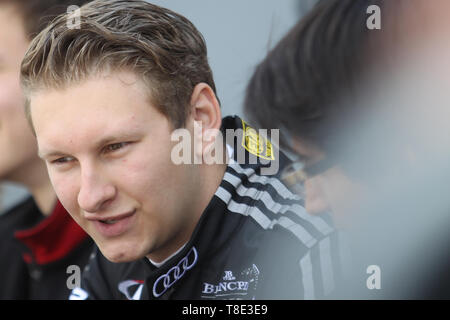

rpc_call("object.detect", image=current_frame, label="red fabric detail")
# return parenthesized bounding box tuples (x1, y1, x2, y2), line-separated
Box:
(14, 201, 88, 265)
(23, 253, 32, 264)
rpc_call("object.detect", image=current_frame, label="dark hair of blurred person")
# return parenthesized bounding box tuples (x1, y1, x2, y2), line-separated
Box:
(0, 0, 93, 299)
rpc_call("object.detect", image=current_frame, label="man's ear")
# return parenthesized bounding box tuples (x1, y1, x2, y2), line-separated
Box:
(189, 83, 222, 159)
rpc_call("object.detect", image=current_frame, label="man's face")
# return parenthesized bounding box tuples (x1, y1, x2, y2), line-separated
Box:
(289, 137, 365, 229)
(31, 71, 200, 263)
(0, 5, 40, 182)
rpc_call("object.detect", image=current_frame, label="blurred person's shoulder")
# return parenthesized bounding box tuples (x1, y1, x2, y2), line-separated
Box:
(0, 196, 43, 234)
(0, 197, 42, 299)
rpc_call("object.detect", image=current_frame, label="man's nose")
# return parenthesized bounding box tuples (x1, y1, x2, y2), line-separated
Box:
(77, 165, 116, 213)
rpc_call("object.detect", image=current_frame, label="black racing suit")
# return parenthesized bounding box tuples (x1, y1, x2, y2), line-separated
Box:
(70, 116, 342, 300)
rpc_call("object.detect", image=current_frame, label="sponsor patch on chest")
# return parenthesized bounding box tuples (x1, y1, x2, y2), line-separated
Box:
(201, 264, 260, 299)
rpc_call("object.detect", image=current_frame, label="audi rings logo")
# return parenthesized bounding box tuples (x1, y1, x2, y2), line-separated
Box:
(152, 246, 198, 298)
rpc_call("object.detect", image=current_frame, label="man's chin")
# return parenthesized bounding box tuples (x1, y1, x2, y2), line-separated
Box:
(99, 245, 146, 263)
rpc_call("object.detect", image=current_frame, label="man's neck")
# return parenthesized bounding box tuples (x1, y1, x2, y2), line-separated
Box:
(146, 161, 228, 264)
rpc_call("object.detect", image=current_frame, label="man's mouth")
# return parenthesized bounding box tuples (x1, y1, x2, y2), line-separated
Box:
(101, 219, 120, 224)
(88, 210, 137, 237)
(89, 210, 136, 223)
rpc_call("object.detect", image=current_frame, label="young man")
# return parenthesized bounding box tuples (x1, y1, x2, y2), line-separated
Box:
(0, 0, 93, 299)
(21, 0, 341, 299)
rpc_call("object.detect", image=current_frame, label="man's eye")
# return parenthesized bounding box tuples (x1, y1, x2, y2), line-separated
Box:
(105, 142, 129, 153)
(51, 157, 73, 165)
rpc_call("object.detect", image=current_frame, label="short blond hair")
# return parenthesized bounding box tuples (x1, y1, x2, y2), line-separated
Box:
(20, 0, 217, 131)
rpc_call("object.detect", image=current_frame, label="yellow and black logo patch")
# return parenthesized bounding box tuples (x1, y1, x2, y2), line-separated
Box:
(241, 119, 275, 161)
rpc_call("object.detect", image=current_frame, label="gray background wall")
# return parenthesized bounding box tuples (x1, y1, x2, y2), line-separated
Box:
(149, 0, 308, 116)
(0, 0, 318, 214)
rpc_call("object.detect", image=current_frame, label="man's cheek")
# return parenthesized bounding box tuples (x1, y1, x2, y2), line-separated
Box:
(51, 174, 80, 212)
(116, 159, 155, 190)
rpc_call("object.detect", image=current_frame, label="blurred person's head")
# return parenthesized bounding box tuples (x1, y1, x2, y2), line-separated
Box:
(244, 0, 388, 226)
(21, 0, 223, 263)
(0, 0, 90, 214)
(244, 0, 450, 223)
